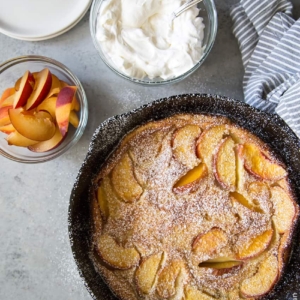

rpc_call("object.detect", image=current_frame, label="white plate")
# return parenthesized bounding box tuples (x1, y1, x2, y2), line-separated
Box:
(0, 0, 92, 41)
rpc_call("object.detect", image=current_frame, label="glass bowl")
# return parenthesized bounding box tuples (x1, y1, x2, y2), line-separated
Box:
(0, 55, 88, 163)
(90, 0, 218, 85)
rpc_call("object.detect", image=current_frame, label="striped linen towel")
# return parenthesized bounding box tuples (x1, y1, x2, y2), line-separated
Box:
(231, 0, 300, 137)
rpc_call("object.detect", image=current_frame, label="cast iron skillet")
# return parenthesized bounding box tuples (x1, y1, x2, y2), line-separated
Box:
(68, 94, 300, 300)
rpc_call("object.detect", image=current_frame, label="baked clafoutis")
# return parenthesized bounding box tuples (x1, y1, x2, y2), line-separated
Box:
(91, 114, 299, 300)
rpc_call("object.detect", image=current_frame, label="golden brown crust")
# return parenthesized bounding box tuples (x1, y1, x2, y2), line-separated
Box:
(90, 114, 299, 300)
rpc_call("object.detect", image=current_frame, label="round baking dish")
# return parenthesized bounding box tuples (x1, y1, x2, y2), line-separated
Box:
(69, 94, 300, 300)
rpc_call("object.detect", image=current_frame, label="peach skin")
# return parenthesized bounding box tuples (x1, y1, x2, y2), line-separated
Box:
(13, 71, 35, 108)
(56, 86, 77, 136)
(45, 74, 62, 99)
(26, 68, 52, 110)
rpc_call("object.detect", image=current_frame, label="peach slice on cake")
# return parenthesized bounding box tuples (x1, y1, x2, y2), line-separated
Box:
(135, 252, 164, 294)
(192, 228, 227, 256)
(26, 68, 52, 110)
(199, 259, 242, 275)
(235, 145, 246, 192)
(0, 124, 15, 135)
(156, 260, 187, 299)
(7, 131, 38, 147)
(271, 186, 296, 234)
(9, 108, 55, 141)
(0, 87, 15, 105)
(240, 254, 278, 297)
(241, 143, 287, 180)
(37, 96, 57, 119)
(97, 234, 140, 269)
(0, 106, 12, 126)
(172, 124, 201, 168)
(56, 86, 77, 136)
(13, 71, 35, 108)
(196, 125, 227, 171)
(173, 163, 208, 194)
(237, 229, 273, 260)
(247, 181, 270, 202)
(97, 181, 109, 221)
(184, 286, 215, 300)
(230, 192, 263, 213)
(28, 126, 64, 152)
(111, 153, 143, 202)
(214, 137, 236, 190)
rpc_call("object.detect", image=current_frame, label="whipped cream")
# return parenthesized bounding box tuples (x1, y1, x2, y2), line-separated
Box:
(96, 0, 205, 80)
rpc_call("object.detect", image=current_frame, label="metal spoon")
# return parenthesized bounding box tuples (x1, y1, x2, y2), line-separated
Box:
(172, 0, 203, 18)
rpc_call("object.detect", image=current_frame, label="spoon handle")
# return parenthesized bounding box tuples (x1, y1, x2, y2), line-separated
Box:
(173, 0, 203, 18)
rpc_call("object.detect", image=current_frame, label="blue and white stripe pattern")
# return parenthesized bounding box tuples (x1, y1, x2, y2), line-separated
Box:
(231, 0, 300, 137)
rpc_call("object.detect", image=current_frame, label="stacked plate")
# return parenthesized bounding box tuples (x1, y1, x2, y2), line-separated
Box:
(0, 0, 92, 41)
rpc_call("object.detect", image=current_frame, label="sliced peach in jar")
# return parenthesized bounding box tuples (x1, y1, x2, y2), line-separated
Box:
(111, 153, 143, 202)
(135, 252, 164, 294)
(271, 186, 296, 234)
(0, 87, 15, 105)
(196, 125, 227, 171)
(0, 94, 15, 108)
(56, 86, 77, 136)
(26, 68, 52, 110)
(97, 234, 140, 269)
(0, 124, 15, 134)
(37, 96, 57, 119)
(7, 131, 38, 147)
(237, 229, 273, 260)
(9, 108, 55, 141)
(173, 163, 207, 194)
(69, 111, 79, 128)
(192, 228, 227, 256)
(172, 124, 201, 168)
(0, 106, 12, 126)
(60, 80, 80, 111)
(214, 137, 236, 190)
(240, 255, 278, 298)
(45, 74, 61, 99)
(28, 126, 64, 152)
(241, 143, 287, 181)
(13, 70, 35, 108)
(71, 95, 80, 111)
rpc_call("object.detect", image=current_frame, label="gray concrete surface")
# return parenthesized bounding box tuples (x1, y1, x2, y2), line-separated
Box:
(0, 1, 299, 299)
